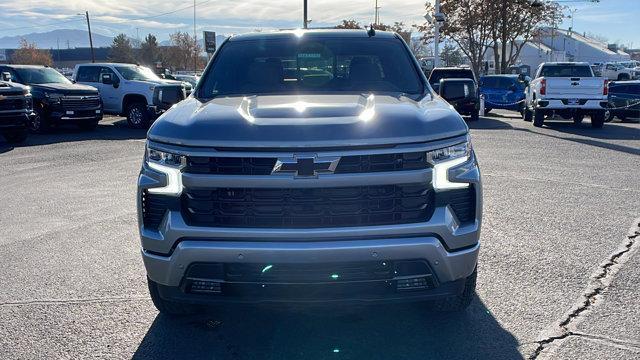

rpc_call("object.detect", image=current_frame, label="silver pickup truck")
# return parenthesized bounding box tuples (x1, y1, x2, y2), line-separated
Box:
(137, 29, 482, 314)
(0, 75, 32, 143)
(523, 62, 608, 128)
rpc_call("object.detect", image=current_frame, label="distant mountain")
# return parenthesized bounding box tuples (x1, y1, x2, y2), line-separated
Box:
(0, 29, 114, 49)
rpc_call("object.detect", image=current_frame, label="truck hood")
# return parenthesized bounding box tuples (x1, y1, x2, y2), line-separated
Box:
(30, 82, 98, 95)
(147, 94, 468, 148)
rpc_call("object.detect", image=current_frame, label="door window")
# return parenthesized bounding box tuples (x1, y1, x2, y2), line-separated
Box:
(76, 66, 101, 82)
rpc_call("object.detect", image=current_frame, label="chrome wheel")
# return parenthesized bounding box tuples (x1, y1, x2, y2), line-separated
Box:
(129, 107, 144, 126)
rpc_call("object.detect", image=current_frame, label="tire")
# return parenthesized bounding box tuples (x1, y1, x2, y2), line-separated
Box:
(433, 268, 477, 312)
(29, 108, 50, 133)
(469, 109, 480, 121)
(591, 111, 605, 129)
(605, 109, 614, 122)
(126, 102, 149, 129)
(77, 120, 98, 131)
(533, 109, 545, 127)
(522, 105, 532, 122)
(147, 277, 199, 316)
(484, 108, 492, 115)
(573, 114, 584, 125)
(2, 128, 28, 143)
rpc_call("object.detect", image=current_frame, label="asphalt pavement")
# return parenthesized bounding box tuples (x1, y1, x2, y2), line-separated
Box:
(0, 112, 639, 360)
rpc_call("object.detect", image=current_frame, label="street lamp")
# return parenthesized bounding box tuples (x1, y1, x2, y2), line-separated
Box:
(425, 0, 446, 67)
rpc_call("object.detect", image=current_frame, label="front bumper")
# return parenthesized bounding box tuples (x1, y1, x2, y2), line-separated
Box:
(137, 138, 482, 303)
(0, 111, 30, 129)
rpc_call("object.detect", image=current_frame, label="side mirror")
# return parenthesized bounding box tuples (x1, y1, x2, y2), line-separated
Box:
(1, 72, 11, 81)
(101, 73, 113, 85)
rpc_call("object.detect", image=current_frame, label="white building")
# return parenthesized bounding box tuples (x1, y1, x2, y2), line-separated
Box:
(483, 28, 630, 75)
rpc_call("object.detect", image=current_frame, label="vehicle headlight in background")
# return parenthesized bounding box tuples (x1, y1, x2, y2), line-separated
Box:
(427, 141, 472, 191)
(145, 147, 186, 195)
(44, 92, 64, 103)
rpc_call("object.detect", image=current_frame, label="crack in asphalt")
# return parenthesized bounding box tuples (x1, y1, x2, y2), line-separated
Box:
(529, 219, 640, 359)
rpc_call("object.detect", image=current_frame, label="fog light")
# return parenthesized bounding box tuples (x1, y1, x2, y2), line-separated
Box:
(396, 277, 429, 291)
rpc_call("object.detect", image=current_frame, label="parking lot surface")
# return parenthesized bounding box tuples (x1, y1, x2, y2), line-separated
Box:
(1, 112, 639, 359)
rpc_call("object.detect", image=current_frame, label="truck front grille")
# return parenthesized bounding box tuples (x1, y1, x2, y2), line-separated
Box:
(61, 96, 100, 110)
(0, 98, 25, 111)
(185, 152, 428, 175)
(182, 184, 434, 228)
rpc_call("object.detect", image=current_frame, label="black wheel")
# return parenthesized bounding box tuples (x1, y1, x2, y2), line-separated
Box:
(469, 109, 479, 121)
(148, 277, 199, 316)
(523, 105, 532, 122)
(433, 268, 477, 312)
(3, 128, 28, 143)
(605, 109, 614, 122)
(77, 120, 99, 131)
(533, 109, 545, 127)
(29, 108, 50, 133)
(573, 114, 584, 125)
(126, 102, 149, 129)
(484, 108, 492, 115)
(591, 111, 605, 129)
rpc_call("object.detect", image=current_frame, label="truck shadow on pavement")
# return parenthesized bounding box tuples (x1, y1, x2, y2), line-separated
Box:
(0, 119, 146, 152)
(132, 297, 522, 360)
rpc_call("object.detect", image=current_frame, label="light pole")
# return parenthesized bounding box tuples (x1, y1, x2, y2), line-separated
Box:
(432, 0, 444, 68)
(194, 0, 197, 74)
(303, 0, 308, 28)
(78, 11, 95, 63)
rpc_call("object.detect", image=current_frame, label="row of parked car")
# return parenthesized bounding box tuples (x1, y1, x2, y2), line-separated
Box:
(0, 63, 195, 143)
(427, 62, 639, 128)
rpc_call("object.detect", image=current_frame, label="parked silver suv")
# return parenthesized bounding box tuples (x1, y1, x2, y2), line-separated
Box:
(137, 29, 482, 314)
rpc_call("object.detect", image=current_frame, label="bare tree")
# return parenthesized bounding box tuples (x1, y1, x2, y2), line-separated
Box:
(11, 39, 53, 66)
(489, 0, 562, 73)
(163, 32, 204, 71)
(335, 19, 362, 29)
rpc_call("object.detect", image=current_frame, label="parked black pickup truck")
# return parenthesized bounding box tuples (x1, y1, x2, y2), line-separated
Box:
(0, 65, 103, 132)
(0, 76, 32, 143)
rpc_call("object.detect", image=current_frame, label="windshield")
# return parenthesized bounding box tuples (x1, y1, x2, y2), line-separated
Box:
(14, 67, 71, 85)
(480, 77, 518, 90)
(115, 65, 161, 81)
(429, 69, 475, 84)
(198, 38, 424, 98)
(540, 65, 593, 77)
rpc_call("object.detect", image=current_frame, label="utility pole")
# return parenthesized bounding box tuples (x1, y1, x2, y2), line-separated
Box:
(303, 0, 308, 28)
(433, 0, 441, 68)
(194, 0, 197, 74)
(84, 11, 95, 63)
(374, 0, 381, 25)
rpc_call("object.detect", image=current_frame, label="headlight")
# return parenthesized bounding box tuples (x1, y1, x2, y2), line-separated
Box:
(44, 92, 63, 103)
(427, 141, 472, 191)
(145, 147, 185, 195)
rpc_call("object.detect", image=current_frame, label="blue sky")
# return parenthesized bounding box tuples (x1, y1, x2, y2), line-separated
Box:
(0, 0, 638, 47)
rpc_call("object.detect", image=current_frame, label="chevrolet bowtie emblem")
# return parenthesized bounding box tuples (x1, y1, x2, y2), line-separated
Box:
(272, 156, 340, 177)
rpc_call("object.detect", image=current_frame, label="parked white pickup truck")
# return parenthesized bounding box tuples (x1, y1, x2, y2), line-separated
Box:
(523, 62, 608, 128)
(599, 62, 639, 81)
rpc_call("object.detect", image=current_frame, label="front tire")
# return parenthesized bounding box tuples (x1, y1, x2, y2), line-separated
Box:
(29, 108, 50, 133)
(433, 269, 477, 312)
(533, 109, 545, 127)
(591, 111, 605, 128)
(148, 277, 199, 316)
(522, 105, 533, 122)
(469, 109, 479, 121)
(605, 109, 614, 122)
(3, 128, 28, 143)
(126, 102, 149, 129)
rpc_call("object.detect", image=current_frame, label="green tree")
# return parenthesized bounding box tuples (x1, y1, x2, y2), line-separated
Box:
(109, 33, 135, 63)
(140, 34, 159, 67)
(440, 43, 464, 66)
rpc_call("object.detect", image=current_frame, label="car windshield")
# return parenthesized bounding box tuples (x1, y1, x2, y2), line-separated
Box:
(115, 65, 161, 81)
(429, 70, 475, 84)
(198, 37, 424, 98)
(14, 67, 71, 85)
(481, 77, 516, 90)
(540, 65, 593, 77)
